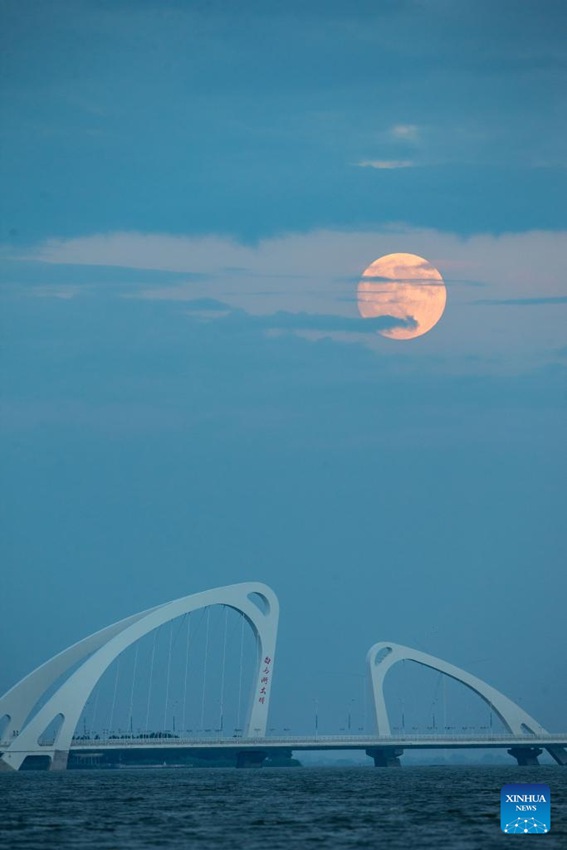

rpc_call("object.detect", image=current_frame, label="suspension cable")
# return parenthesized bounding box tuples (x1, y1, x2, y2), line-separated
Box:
(200, 607, 210, 731)
(182, 613, 191, 734)
(109, 657, 120, 735)
(91, 686, 100, 738)
(145, 627, 159, 733)
(237, 613, 245, 731)
(180, 608, 207, 735)
(128, 643, 139, 735)
(163, 622, 173, 731)
(219, 606, 228, 733)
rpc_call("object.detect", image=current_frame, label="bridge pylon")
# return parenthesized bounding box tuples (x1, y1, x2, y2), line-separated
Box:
(366, 641, 567, 767)
(0, 582, 279, 772)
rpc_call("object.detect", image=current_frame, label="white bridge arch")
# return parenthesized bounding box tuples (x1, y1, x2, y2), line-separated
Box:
(0, 582, 279, 771)
(366, 641, 547, 737)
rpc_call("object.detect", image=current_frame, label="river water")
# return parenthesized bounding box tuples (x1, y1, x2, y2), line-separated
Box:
(1, 765, 565, 849)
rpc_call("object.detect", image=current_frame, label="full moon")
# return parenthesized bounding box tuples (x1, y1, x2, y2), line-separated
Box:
(357, 252, 446, 340)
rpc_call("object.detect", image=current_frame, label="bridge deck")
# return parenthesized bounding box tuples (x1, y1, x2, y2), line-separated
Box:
(67, 733, 567, 753)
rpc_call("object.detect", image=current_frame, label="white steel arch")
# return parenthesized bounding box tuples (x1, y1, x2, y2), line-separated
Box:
(0, 582, 279, 771)
(367, 641, 547, 738)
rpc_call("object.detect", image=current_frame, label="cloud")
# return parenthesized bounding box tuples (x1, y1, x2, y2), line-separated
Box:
(390, 124, 420, 141)
(7, 225, 567, 368)
(356, 160, 415, 170)
(475, 296, 567, 306)
(223, 308, 417, 335)
(2, 2, 566, 247)
(183, 297, 232, 312)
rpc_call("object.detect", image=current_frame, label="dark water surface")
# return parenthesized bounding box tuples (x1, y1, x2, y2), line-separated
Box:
(1, 766, 566, 849)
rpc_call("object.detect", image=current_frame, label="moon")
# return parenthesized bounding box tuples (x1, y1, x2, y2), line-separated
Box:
(357, 252, 446, 340)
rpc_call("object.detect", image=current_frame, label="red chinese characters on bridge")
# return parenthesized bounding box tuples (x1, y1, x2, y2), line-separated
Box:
(257, 656, 272, 704)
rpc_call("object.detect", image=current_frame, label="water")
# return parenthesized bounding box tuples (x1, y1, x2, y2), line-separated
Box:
(1, 766, 565, 849)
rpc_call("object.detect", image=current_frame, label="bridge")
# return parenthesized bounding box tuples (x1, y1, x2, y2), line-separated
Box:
(1, 582, 566, 771)
(65, 733, 567, 770)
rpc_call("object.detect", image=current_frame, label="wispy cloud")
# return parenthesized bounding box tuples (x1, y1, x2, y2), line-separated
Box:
(475, 296, 567, 306)
(182, 297, 231, 312)
(177, 300, 417, 335)
(356, 160, 415, 170)
(224, 308, 417, 335)
(7, 227, 567, 364)
(390, 124, 420, 141)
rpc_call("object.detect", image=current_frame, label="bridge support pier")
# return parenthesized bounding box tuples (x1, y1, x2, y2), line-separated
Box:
(366, 747, 403, 767)
(236, 750, 266, 769)
(50, 750, 69, 771)
(507, 747, 542, 766)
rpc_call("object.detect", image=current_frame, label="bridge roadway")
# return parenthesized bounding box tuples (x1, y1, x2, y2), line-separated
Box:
(69, 733, 567, 768)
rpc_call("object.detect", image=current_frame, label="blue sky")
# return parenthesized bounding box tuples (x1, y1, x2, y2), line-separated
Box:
(1, 0, 566, 735)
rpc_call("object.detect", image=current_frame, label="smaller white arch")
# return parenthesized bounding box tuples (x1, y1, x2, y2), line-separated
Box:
(367, 641, 547, 738)
(1, 582, 279, 771)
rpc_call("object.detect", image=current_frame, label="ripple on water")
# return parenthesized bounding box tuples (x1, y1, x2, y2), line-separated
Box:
(0, 766, 565, 849)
